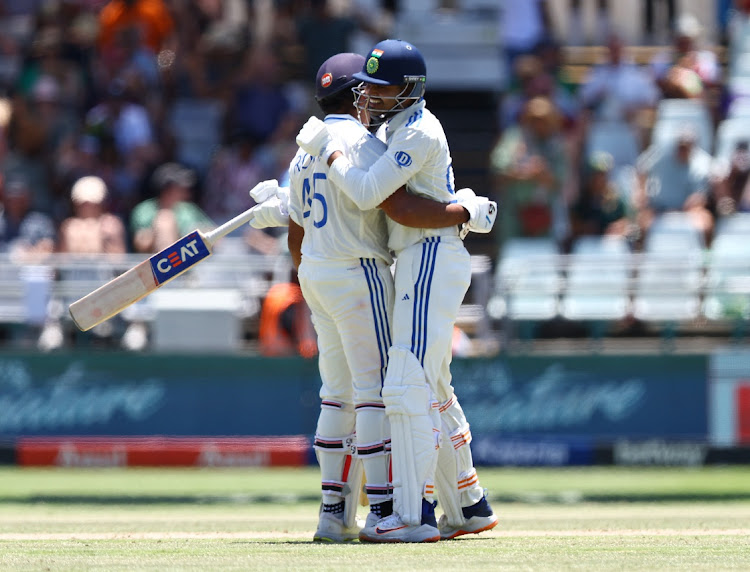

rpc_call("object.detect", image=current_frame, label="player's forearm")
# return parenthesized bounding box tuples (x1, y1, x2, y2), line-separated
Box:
(380, 188, 468, 229)
(287, 219, 304, 270)
(327, 153, 404, 211)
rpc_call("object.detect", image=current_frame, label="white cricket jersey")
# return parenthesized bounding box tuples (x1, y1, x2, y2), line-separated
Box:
(327, 99, 459, 253)
(288, 114, 393, 265)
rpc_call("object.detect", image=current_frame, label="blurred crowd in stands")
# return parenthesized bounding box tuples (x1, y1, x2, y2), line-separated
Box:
(490, 1, 750, 255)
(1, 0, 749, 353)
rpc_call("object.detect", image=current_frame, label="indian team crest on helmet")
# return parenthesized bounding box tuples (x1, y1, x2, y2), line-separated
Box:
(366, 57, 379, 74)
(321, 72, 332, 88)
(366, 48, 384, 75)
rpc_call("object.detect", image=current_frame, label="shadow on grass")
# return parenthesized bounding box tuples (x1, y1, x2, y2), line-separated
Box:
(3, 492, 750, 505)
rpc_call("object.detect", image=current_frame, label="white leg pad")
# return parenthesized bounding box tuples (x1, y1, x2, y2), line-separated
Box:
(354, 405, 391, 504)
(314, 404, 360, 521)
(381, 346, 439, 526)
(435, 394, 484, 525)
(343, 455, 363, 529)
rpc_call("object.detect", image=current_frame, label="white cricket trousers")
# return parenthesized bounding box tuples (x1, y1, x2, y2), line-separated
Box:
(387, 236, 475, 520)
(299, 257, 395, 506)
(391, 236, 471, 402)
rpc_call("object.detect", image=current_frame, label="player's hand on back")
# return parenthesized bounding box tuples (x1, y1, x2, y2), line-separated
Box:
(296, 116, 340, 160)
(455, 188, 497, 238)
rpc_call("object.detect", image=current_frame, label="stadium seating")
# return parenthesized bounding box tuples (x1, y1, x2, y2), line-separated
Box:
(714, 117, 750, 163)
(585, 120, 642, 169)
(560, 235, 632, 336)
(704, 215, 750, 331)
(488, 238, 561, 339)
(652, 99, 714, 152)
(632, 213, 704, 337)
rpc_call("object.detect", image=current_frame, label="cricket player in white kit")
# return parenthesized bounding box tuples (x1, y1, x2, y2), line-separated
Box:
(296, 39, 499, 542)
(284, 52, 483, 543)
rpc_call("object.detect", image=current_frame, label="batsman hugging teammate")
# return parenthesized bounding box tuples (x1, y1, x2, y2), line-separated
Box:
(296, 39, 498, 543)
(281, 49, 494, 543)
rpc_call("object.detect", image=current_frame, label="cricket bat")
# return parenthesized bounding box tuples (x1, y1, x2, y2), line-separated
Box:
(69, 188, 272, 331)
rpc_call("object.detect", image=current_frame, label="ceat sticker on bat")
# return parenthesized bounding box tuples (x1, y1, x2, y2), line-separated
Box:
(149, 231, 211, 284)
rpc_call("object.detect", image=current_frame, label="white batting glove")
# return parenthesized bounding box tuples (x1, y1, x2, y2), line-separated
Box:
(295, 116, 339, 159)
(248, 187, 290, 229)
(249, 179, 279, 203)
(456, 187, 497, 239)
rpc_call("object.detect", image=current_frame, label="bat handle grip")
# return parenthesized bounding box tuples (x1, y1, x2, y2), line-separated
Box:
(204, 207, 256, 246)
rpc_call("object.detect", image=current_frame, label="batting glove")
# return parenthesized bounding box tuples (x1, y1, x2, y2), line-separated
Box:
(295, 116, 339, 160)
(455, 187, 497, 239)
(248, 187, 290, 229)
(249, 179, 279, 203)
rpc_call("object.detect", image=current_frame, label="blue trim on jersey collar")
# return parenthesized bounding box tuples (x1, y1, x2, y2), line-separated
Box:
(324, 114, 360, 124)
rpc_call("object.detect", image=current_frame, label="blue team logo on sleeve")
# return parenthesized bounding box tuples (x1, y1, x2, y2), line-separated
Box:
(394, 151, 412, 167)
(149, 231, 211, 284)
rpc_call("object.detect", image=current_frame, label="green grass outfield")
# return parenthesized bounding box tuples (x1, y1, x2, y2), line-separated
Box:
(1, 466, 749, 570)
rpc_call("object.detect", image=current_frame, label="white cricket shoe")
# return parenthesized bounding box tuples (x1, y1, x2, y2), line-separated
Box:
(359, 513, 440, 543)
(313, 512, 359, 543)
(364, 511, 379, 529)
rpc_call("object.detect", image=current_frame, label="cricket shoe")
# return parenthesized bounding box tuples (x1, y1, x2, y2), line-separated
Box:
(364, 511, 379, 529)
(438, 493, 498, 540)
(313, 512, 359, 543)
(359, 501, 440, 543)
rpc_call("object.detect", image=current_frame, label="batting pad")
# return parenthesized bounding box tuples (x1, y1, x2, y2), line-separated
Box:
(435, 394, 484, 525)
(355, 407, 391, 504)
(314, 406, 357, 506)
(343, 456, 364, 529)
(381, 346, 439, 526)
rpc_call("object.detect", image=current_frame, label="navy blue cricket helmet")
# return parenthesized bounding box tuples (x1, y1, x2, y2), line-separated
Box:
(353, 39, 427, 128)
(315, 52, 366, 104)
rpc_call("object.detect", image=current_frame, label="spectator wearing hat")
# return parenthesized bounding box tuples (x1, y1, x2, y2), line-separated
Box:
(635, 125, 715, 243)
(58, 175, 127, 256)
(569, 151, 632, 245)
(130, 162, 214, 253)
(52, 176, 128, 348)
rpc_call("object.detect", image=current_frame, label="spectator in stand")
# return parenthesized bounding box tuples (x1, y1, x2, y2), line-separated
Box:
(5, 74, 78, 217)
(490, 95, 571, 250)
(58, 175, 127, 256)
(569, 151, 633, 245)
(85, 76, 161, 210)
(650, 13, 721, 102)
(711, 140, 750, 218)
(228, 45, 295, 146)
(579, 33, 659, 124)
(0, 174, 55, 258)
(635, 125, 715, 244)
(55, 176, 128, 345)
(0, 174, 58, 350)
(499, 53, 580, 132)
(130, 162, 214, 254)
(98, 0, 175, 59)
(172, 19, 246, 102)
